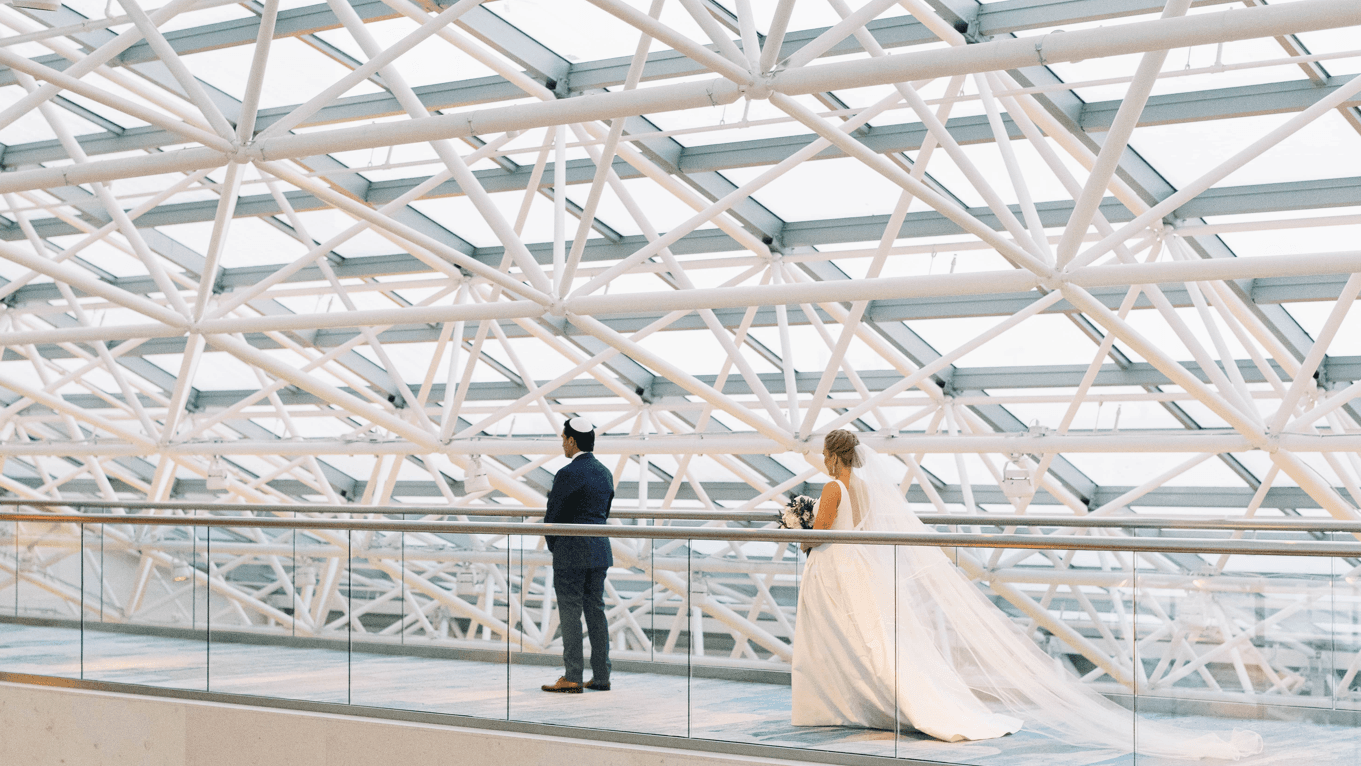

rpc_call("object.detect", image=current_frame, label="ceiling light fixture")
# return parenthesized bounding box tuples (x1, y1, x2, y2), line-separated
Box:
(172, 559, 192, 582)
(205, 458, 229, 491)
(464, 456, 492, 496)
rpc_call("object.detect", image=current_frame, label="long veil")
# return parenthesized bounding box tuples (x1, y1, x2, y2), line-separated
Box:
(845, 443, 1264, 760)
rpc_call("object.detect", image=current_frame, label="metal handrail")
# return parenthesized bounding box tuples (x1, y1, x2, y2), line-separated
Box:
(0, 497, 749, 521)
(4, 497, 1361, 533)
(5, 511, 1361, 558)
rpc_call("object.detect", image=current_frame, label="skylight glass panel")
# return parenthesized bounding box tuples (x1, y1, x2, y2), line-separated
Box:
(1065, 452, 1250, 487)
(0, 90, 106, 144)
(910, 313, 1100, 368)
(724, 156, 905, 220)
(408, 194, 522, 249)
(187, 351, 272, 390)
(481, 0, 642, 61)
(1129, 111, 1361, 189)
(184, 37, 385, 109)
(1281, 300, 1361, 356)
(314, 17, 501, 88)
(156, 2, 253, 33)
(1000, 393, 1192, 433)
(1294, 27, 1361, 74)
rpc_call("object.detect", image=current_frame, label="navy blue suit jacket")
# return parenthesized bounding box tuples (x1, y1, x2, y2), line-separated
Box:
(544, 452, 614, 569)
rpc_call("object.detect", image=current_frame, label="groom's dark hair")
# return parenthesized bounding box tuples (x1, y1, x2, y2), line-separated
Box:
(564, 418, 596, 452)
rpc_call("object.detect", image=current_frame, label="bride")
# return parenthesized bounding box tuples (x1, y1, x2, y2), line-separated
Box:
(791, 429, 1264, 759)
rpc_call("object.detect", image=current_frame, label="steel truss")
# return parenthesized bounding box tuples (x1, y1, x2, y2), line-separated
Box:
(2, 0, 1361, 709)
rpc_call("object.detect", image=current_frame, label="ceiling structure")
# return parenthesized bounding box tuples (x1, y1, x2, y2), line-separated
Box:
(0, 0, 1360, 525)
(8, 0, 1361, 712)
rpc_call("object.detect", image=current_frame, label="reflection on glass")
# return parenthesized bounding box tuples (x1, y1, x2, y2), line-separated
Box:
(0, 511, 14, 672)
(786, 541, 1151, 766)
(330, 515, 520, 720)
(203, 516, 346, 702)
(1336, 554, 1361, 764)
(688, 534, 803, 753)
(509, 523, 556, 723)
(32, 515, 211, 690)
(5, 510, 83, 680)
(509, 527, 687, 737)
(1133, 548, 1355, 764)
(5, 507, 1361, 765)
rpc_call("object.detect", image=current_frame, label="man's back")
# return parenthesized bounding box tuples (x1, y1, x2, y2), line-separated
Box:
(545, 453, 614, 569)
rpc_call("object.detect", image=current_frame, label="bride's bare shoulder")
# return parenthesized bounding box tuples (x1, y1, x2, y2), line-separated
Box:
(820, 479, 841, 501)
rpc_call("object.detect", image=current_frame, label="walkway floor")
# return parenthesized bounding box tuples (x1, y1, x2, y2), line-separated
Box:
(0, 623, 1354, 765)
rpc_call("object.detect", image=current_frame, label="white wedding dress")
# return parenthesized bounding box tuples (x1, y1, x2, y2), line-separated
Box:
(790, 445, 1265, 760)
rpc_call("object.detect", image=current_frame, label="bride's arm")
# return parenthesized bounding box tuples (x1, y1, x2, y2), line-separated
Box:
(803, 482, 840, 553)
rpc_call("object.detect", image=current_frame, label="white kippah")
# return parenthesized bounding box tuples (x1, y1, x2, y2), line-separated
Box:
(566, 416, 595, 434)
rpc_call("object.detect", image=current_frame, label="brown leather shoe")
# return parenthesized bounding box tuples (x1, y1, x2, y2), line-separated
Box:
(586, 678, 611, 691)
(541, 676, 584, 694)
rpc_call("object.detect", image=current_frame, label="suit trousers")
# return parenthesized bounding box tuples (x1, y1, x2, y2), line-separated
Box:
(553, 565, 610, 683)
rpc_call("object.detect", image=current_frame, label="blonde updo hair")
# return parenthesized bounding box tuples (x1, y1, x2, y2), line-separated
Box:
(823, 429, 864, 472)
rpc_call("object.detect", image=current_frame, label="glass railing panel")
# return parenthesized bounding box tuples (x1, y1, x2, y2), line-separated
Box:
(15, 505, 1361, 765)
(3, 509, 90, 680)
(896, 540, 1136, 764)
(11, 513, 212, 690)
(687, 532, 804, 753)
(507, 522, 572, 726)
(1132, 546, 1353, 764)
(203, 515, 348, 703)
(636, 531, 689, 737)
(1334, 552, 1361, 763)
(507, 521, 547, 724)
(347, 525, 413, 712)
(354, 519, 513, 719)
(508, 524, 687, 736)
(0, 510, 15, 668)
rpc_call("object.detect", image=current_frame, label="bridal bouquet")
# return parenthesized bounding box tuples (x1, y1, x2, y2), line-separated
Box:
(778, 495, 817, 530)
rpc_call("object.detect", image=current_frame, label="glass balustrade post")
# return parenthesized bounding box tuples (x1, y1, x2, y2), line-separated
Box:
(0, 505, 14, 678)
(346, 526, 352, 707)
(687, 535, 693, 742)
(8, 507, 15, 618)
(1132, 545, 1142, 763)
(1339, 548, 1361, 763)
(506, 518, 522, 723)
(205, 512, 212, 693)
(78, 521, 84, 680)
(190, 516, 206, 691)
(398, 524, 404, 650)
(894, 542, 900, 761)
(500, 514, 532, 723)
(506, 523, 515, 722)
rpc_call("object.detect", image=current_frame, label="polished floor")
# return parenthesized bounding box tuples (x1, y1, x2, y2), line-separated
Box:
(0, 623, 1355, 765)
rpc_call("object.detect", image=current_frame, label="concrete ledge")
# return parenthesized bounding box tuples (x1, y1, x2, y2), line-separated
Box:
(0, 678, 883, 766)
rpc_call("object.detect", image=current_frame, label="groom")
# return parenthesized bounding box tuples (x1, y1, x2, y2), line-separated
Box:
(541, 416, 614, 694)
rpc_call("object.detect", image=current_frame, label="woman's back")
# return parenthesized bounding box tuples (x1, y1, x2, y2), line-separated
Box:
(829, 477, 865, 531)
